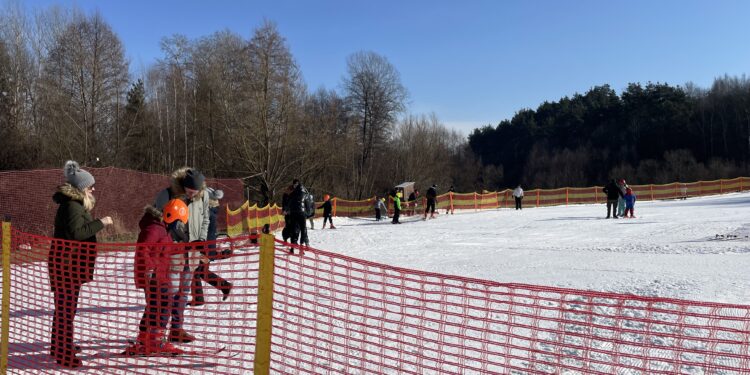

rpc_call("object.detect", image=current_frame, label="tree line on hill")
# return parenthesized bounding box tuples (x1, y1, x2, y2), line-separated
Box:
(469, 78, 750, 188)
(1, 3, 749, 203)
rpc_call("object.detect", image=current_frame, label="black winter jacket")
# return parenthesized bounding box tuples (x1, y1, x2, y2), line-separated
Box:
(602, 182, 624, 200)
(318, 200, 333, 216)
(288, 184, 309, 215)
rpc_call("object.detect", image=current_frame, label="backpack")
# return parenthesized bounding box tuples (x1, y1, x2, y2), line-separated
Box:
(304, 193, 315, 218)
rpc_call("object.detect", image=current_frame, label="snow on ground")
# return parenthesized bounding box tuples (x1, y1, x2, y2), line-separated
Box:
(306, 192, 750, 305)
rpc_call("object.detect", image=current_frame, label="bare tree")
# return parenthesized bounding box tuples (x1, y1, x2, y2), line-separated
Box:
(343, 51, 407, 199)
(234, 21, 305, 203)
(38, 11, 128, 164)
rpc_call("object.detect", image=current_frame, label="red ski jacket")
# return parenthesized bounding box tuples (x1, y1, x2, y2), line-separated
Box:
(134, 207, 173, 289)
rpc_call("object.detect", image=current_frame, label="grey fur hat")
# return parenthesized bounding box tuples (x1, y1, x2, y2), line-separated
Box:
(63, 160, 95, 190)
(207, 187, 224, 200)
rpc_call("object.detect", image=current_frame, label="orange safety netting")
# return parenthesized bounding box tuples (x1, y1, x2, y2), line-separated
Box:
(225, 178, 750, 237)
(4, 227, 260, 373)
(2, 226, 749, 373)
(0, 168, 245, 239)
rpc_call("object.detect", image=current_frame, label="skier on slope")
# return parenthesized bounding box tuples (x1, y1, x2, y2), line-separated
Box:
(123, 199, 190, 356)
(424, 184, 438, 219)
(375, 197, 388, 221)
(318, 194, 335, 229)
(512, 185, 524, 210)
(616, 179, 628, 217)
(391, 190, 402, 224)
(623, 187, 637, 218)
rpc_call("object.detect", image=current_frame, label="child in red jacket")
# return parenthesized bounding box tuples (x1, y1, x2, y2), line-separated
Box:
(123, 199, 189, 355)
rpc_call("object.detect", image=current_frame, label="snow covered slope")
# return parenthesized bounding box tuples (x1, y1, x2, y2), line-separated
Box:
(307, 192, 750, 304)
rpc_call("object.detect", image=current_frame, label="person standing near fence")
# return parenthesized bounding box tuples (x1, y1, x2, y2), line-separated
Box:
(602, 179, 624, 219)
(513, 185, 524, 210)
(446, 185, 455, 214)
(49, 161, 113, 368)
(424, 184, 438, 219)
(616, 179, 628, 217)
(392, 190, 402, 224)
(190, 187, 233, 306)
(623, 187, 637, 218)
(153, 168, 210, 343)
(122, 200, 187, 356)
(375, 197, 387, 221)
(281, 183, 294, 243)
(319, 194, 335, 229)
(287, 179, 312, 253)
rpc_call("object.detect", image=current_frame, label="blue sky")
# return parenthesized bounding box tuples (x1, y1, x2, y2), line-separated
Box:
(16, 0, 750, 134)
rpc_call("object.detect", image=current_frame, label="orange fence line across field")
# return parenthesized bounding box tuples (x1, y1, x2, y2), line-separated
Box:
(1, 223, 749, 374)
(227, 177, 750, 237)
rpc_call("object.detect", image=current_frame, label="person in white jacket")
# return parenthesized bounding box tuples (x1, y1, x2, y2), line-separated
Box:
(153, 167, 210, 344)
(512, 185, 524, 210)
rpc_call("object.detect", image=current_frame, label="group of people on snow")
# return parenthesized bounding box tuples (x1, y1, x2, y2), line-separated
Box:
(602, 179, 637, 218)
(49, 162, 231, 367)
(50, 161, 641, 368)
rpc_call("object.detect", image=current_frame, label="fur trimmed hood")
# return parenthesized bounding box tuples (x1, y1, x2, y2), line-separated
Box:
(53, 183, 86, 204)
(143, 205, 163, 220)
(170, 167, 205, 200)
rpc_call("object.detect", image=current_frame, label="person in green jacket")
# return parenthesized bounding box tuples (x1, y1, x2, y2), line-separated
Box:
(391, 190, 402, 224)
(49, 161, 112, 368)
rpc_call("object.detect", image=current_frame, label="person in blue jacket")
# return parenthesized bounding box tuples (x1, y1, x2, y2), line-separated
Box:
(623, 187, 637, 218)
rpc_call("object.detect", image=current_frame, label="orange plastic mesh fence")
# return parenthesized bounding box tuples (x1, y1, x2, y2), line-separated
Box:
(3, 228, 750, 373)
(5, 228, 260, 373)
(0, 168, 244, 238)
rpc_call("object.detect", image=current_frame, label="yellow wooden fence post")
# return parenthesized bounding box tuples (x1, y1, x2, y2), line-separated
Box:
(254, 233, 276, 375)
(1, 219, 11, 374)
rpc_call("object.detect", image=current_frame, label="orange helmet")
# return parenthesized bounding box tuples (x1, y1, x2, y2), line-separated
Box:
(324, 194, 331, 201)
(163, 199, 189, 224)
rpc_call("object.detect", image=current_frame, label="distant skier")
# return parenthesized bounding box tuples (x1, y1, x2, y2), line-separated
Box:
(319, 194, 335, 229)
(623, 187, 637, 218)
(375, 197, 387, 221)
(616, 179, 628, 217)
(446, 185, 455, 215)
(391, 191, 402, 224)
(512, 185, 524, 210)
(602, 179, 624, 219)
(424, 184, 438, 219)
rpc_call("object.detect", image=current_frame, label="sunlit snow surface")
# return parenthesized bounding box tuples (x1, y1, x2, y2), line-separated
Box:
(310, 192, 750, 304)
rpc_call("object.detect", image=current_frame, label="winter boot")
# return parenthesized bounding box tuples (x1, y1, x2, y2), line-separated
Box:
(329, 224, 336, 229)
(219, 280, 232, 301)
(122, 331, 154, 355)
(168, 328, 196, 343)
(51, 343, 82, 368)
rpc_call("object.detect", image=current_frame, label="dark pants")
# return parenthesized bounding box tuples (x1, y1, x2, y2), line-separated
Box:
(193, 261, 229, 300)
(282, 215, 292, 241)
(139, 277, 171, 332)
(323, 214, 333, 226)
(50, 283, 82, 360)
(425, 199, 436, 215)
(606, 200, 618, 218)
(515, 197, 523, 210)
(290, 212, 308, 245)
(392, 208, 401, 224)
(375, 208, 381, 221)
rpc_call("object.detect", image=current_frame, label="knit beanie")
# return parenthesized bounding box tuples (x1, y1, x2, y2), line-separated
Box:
(182, 169, 205, 190)
(63, 160, 95, 190)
